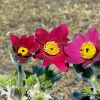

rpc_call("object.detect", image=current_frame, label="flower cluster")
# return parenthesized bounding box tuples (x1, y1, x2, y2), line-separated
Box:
(10, 24, 100, 70)
(1, 23, 100, 100)
(10, 24, 70, 72)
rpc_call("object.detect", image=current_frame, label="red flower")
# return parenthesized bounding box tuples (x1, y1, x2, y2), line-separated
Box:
(34, 24, 70, 72)
(64, 27, 100, 68)
(10, 34, 39, 62)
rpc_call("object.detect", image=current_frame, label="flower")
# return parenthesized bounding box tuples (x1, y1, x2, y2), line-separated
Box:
(34, 24, 70, 72)
(64, 27, 100, 68)
(10, 34, 39, 62)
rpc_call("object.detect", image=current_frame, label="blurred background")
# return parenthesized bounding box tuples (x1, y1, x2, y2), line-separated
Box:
(0, 0, 100, 99)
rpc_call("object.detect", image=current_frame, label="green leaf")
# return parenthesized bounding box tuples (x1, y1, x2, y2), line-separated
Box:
(38, 75, 52, 91)
(0, 75, 9, 87)
(9, 71, 16, 86)
(24, 70, 32, 79)
(21, 86, 26, 96)
(31, 65, 44, 76)
(45, 80, 52, 88)
(46, 70, 55, 78)
(43, 66, 62, 84)
(51, 75, 62, 84)
(82, 87, 93, 94)
(34, 93, 44, 100)
(25, 75, 38, 87)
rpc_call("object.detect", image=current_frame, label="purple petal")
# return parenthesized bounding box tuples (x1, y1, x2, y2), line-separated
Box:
(83, 60, 92, 69)
(86, 27, 99, 45)
(64, 43, 82, 59)
(66, 57, 84, 64)
(74, 33, 86, 47)
(92, 51, 100, 62)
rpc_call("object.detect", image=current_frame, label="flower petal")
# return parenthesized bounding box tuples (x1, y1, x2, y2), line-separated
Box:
(27, 42, 40, 56)
(35, 28, 49, 44)
(42, 58, 51, 67)
(86, 27, 99, 45)
(18, 56, 27, 62)
(64, 33, 86, 64)
(64, 43, 82, 59)
(27, 35, 35, 45)
(92, 51, 100, 62)
(10, 34, 19, 46)
(74, 33, 86, 46)
(10, 34, 19, 51)
(66, 57, 84, 64)
(53, 52, 67, 62)
(25, 35, 35, 49)
(83, 60, 92, 69)
(33, 50, 44, 59)
(33, 43, 40, 52)
(62, 37, 70, 45)
(49, 23, 69, 40)
(54, 61, 69, 72)
(19, 34, 28, 47)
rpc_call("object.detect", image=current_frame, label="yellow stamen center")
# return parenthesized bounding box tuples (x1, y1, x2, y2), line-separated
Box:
(80, 41, 96, 59)
(44, 41, 59, 55)
(18, 47, 28, 56)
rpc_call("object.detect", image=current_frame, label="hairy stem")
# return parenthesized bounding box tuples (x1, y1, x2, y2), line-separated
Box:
(17, 63, 23, 90)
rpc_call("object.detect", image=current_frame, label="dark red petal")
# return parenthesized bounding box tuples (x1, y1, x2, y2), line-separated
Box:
(49, 24, 69, 40)
(26, 35, 39, 52)
(33, 43, 40, 52)
(28, 42, 40, 54)
(35, 28, 49, 44)
(42, 57, 51, 66)
(10, 34, 20, 51)
(18, 56, 27, 62)
(86, 27, 99, 45)
(19, 34, 28, 47)
(10, 34, 19, 46)
(54, 61, 69, 72)
(33, 50, 44, 59)
(27, 35, 35, 45)
(61, 37, 70, 45)
(53, 52, 67, 62)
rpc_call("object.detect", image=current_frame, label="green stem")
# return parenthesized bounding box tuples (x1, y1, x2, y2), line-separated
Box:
(44, 66, 49, 79)
(44, 66, 49, 73)
(17, 63, 23, 90)
(92, 79, 100, 93)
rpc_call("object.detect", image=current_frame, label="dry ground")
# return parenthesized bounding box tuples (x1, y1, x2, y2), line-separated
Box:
(0, 0, 100, 99)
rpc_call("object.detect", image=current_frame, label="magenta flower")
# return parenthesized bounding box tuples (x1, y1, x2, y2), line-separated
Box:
(10, 34, 39, 62)
(64, 27, 100, 68)
(34, 24, 70, 72)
